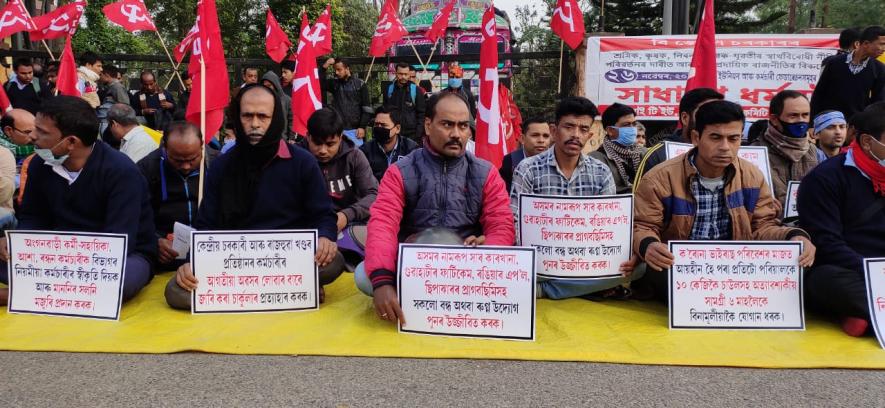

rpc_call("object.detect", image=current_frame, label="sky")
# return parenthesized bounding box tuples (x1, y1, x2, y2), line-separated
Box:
(494, 0, 526, 34)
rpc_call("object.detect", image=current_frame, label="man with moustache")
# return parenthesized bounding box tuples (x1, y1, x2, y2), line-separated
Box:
(357, 92, 515, 324)
(165, 84, 343, 309)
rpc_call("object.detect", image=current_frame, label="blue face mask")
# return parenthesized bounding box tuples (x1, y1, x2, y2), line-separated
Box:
(448, 78, 462, 89)
(783, 121, 810, 138)
(611, 126, 637, 146)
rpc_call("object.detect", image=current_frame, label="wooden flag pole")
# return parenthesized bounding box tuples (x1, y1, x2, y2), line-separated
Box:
(556, 40, 564, 95)
(408, 42, 427, 71)
(364, 56, 376, 83)
(423, 41, 438, 73)
(197, 56, 206, 204)
(19, 6, 56, 60)
(155, 31, 186, 89)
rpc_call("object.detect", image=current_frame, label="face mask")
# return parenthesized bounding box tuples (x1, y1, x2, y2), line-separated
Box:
(783, 121, 810, 138)
(870, 137, 885, 167)
(612, 126, 637, 146)
(448, 78, 462, 89)
(36, 138, 70, 167)
(373, 126, 393, 145)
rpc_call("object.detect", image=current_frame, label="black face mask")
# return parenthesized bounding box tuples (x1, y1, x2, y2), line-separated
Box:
(373, 126, 393, 145)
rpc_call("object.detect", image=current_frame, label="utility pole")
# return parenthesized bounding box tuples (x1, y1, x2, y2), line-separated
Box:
(663, 0, 673, 34)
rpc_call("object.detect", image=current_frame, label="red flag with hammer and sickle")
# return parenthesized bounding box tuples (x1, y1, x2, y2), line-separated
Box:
(30, 1, 86, 41)
(0, 0, 35, 39)
(102, 0, 156, 32)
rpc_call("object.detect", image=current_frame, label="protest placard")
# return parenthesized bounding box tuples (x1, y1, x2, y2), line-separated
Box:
(784, 181, 800, 219)
(7, 231, 127, 320)
(664, 141, 774, 196)
(864, 258, 885, 350)
(398, 244, 536, 340)
(668, 240, 804, 330)
(518, 194, 632, 279)
(190, 230, 318, 313)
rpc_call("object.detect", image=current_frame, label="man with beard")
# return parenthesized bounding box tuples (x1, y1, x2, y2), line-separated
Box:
(130, 71, 176, 131)
(813, 110, 847, 160)
(165, 84, 343, 309)
(358, 92, 514, 323)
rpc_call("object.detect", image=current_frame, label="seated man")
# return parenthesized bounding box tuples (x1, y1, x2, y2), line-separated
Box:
(167, 84, 343, 309)
(357, 92, 514, 323)
(0, 109, 36, 166)
(798, 109, 885, 337)
(499, 116, 552, 192)
(0, 96, 157, 305)
(511, 97, 638, 300)
(137, 121, 202, 271)
(812, 110, 847, 160)
(359, 105, 418, 182)
(590, 103, 647, 194)
(301, 108, 378, 265)
(633, 100, 816, 302)
(751, 90, 820, 207)
(107, 103, 159, 163)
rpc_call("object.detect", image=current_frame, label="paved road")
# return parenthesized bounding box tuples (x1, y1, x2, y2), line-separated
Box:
(2, 352, 884, 406)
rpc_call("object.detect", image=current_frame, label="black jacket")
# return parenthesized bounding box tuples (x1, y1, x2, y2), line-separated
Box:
(383, 82, 426, 142)
(325, 75, 372, 130)
(298, 137, 378, 223)
(359, 136, 419, 182)
(5, 79, 53, 114)
(137, 148, 200, 237)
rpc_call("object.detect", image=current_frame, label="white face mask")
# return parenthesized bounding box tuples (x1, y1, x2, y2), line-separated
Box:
(871, 137, 885, 167)
(36, 138, 70, 167)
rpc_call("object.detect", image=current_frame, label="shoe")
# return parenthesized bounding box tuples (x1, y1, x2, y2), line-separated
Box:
(580, 285, 632, 302)
(840, 316, 869, 337)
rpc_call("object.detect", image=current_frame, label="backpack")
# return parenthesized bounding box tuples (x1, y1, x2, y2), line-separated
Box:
(387, 83, 416, 104)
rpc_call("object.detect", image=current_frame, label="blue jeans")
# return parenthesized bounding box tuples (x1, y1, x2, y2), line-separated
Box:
(539, 264, 646, 300)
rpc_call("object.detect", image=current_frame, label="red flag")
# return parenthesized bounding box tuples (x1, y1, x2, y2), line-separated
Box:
(475, 6, 507, 168)
(56, 36, 80, 97)
(424, 0, 455, 43)
(685, 0, 717, 91)
(312, 5, 332, 55)
(550, 0, 585, 50)
(30, 1, 86, 41)
(185, 0, 230, 144)
(291, 35, 322, 135)
(0, 83, 12, 114)
(102, 0, 156, 32)
(0, 0, 35, 39)
(173, 23, 199, 63)
(499, 83, 522, 150)
(265, 9, 291, 63)
(369, 0, 407, 57)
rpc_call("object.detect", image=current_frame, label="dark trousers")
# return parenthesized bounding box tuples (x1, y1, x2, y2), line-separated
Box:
(165, 251, 346, 310)
(1, 253, 153, 303)
(633, 266, 671, 303)
(805, 264, 870, 320)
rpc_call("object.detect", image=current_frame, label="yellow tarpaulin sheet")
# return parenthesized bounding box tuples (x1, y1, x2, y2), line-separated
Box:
(1, 272, 883, 368)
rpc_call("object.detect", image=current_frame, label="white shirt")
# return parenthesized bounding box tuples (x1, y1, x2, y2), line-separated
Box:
(120, 126, 158, 163)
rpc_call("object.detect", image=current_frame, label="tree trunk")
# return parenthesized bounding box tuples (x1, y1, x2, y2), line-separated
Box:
(808, 0, 817, 28)
(787, 0, 797, 33)
(821, 0, 829, 27)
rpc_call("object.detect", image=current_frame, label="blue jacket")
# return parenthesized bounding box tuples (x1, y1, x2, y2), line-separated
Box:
(194, 141, 337, 240)
(19, 141, 158, 263)
(797, 153, 885, 272)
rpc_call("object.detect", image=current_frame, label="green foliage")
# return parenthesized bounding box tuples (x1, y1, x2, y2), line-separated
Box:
(72, 0, 158, 54)
(756, 0, 885, 32)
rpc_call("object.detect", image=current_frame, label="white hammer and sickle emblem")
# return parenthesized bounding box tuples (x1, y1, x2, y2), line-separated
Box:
(120, 4, 148, 24)
(0, 11, 27, 30)
(374, 14, 391, 37)
(553, 2, 575, 32)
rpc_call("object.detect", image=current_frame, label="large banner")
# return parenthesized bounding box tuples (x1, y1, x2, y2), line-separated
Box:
(398, 244, 536, 340)
(190, 230, 318, 313)
(864, 258, 885, 349)
(668, 241, 805, 330)
(518, 194, 632, 279)
(585, 34, 838, 120)
(6, 231, 127, 320)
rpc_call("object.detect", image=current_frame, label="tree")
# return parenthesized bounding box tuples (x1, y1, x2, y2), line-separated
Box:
(72, 0, 158, 55)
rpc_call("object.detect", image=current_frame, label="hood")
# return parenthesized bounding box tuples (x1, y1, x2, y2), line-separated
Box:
(261, 71, 284, 94)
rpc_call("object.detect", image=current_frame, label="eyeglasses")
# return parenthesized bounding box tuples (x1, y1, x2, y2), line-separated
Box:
(12, 127, 33, 136)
